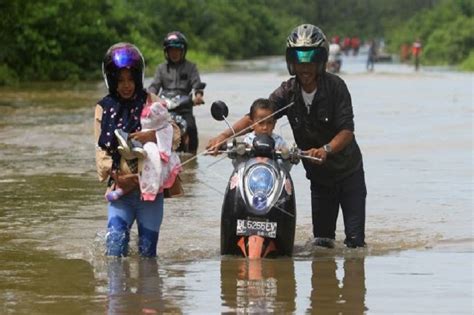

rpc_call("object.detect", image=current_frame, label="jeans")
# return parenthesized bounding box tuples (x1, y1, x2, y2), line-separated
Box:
(106, 189, 164, 257)
(310, 166, 367, 246)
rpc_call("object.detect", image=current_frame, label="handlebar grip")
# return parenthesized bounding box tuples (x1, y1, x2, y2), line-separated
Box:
(299, 154, 323, 162)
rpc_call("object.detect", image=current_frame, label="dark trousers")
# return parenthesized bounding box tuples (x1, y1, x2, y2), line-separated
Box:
(176, 111, 199, 154)
(181, 113, 198, 153)
(414, 55, 420, 71)
(310, 166, 367, 245)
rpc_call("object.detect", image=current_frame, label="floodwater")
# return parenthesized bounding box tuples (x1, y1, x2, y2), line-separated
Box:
(0, 54, 472, 314)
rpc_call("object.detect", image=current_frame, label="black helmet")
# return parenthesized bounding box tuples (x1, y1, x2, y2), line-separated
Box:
(285, 24, 329, 75)
(102, 42, 145, 96)
(163, 31, 188, 62)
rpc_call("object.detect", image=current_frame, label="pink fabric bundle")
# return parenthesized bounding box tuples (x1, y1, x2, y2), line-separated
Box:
(139, 100, 181, 201)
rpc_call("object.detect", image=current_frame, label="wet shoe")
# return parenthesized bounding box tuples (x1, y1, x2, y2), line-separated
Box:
(115, 129, 131, 153)
(344, 237, 366, 248)
(313, 237, 335, 248)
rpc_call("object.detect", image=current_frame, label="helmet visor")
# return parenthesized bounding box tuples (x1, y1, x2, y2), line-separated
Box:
(111, 47, 142, 68)
(165, 41, 185, 49)
(287, 47, 326, 64)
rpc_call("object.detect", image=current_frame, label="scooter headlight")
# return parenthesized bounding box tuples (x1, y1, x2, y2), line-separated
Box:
(246, 165, 275, 213)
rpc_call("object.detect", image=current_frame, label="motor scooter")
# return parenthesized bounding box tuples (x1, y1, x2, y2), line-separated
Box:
(327, 43, 342, 73)
(159, 82, 206, 154)
(210, 101, 321, 258)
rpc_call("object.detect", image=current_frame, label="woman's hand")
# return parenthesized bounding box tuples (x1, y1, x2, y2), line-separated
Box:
(130, 130, 156, 144)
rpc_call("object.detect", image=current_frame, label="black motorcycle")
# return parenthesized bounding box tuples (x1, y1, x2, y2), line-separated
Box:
(210, 101, 320, 258)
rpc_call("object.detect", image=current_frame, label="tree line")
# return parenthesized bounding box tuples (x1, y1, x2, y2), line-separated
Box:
(387, 0, 473, 70)
(0, 0, 471, 85)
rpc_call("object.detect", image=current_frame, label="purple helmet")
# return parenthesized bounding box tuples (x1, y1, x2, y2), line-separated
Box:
(102, 42, 145, 96)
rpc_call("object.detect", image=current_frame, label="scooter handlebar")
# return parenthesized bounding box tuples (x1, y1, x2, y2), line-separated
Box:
(207, 141, 321, 163)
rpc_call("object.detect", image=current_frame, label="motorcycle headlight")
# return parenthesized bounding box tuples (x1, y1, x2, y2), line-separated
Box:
(246, 165, 276, 213)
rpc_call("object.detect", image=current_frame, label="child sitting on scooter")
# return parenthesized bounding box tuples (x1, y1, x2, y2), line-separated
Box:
(243, 98, 288, 150)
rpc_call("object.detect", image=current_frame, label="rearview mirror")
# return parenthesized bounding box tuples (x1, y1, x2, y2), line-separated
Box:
(195, 82, 206, 90)
(210, 100, 229, 121)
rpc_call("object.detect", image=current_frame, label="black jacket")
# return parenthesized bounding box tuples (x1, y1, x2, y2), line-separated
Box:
(148, 60, 202, 114)
(269, 72, 363, 185)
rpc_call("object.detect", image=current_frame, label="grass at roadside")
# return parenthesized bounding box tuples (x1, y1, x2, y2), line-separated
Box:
(459, 51, 474, 72)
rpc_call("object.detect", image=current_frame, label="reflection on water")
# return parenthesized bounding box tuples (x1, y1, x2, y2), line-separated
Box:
(308, 257, 366, 314)
(219, 256, 366, 314)
(221, 258, 296, 313)
(106, 258, 180, 314)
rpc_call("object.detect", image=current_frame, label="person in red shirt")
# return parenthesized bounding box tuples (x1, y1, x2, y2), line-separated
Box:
(342, 36, 351, 55)
(351, 37, 361, 56)
(412, 38, 422, 71)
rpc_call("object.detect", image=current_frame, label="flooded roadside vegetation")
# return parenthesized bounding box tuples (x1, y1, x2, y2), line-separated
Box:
(0, 55, 472, 314)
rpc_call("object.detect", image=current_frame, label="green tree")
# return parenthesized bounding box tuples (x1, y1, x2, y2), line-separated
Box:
(387, 0, 474, 68)
(1, 0, 469, 84)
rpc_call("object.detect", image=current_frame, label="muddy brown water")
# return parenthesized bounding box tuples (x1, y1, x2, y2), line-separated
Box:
(0, 56, 472, 314)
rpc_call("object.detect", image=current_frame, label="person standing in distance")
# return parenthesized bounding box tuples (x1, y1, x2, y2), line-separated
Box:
(412, 38, 422, 71)
(148, 31, 204, 155)
(366, 39, 377, 72)
(207, 24, 367, 248)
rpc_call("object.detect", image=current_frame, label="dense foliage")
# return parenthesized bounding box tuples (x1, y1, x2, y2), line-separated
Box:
(387, 0, 474, 70)
(0, 0, 471, 84)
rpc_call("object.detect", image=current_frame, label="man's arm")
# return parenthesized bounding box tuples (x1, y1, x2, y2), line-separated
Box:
(205, 115, 253, 153)
(190, 63, 204, 105)
(302, 129, 353, 164)
(328, 129, 353, 153)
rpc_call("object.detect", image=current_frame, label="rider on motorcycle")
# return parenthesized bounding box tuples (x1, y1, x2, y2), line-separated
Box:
(148, 31, 204, 154)
(327, 37, 342, 73)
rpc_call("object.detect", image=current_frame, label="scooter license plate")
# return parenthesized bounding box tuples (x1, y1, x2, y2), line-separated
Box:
(236, 219, 277, 238)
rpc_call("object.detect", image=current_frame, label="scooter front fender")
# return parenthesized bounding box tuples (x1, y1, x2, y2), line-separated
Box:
(237, 236, 277, 259)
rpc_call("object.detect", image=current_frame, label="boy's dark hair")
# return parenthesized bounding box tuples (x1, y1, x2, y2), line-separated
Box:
(249, 98, 276, 120)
